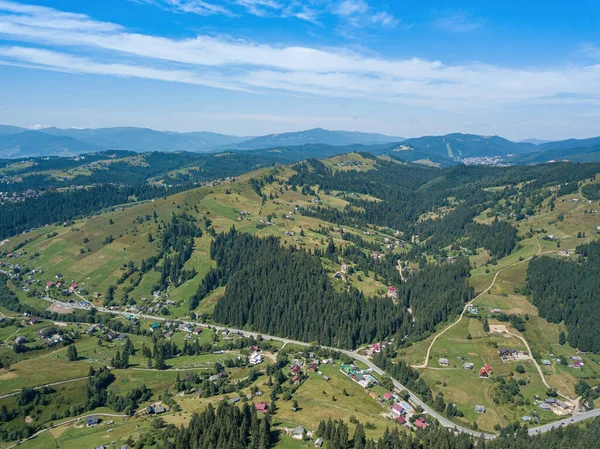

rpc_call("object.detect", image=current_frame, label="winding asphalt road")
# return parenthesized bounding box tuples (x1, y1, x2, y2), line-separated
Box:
(32, 294, 600, 439)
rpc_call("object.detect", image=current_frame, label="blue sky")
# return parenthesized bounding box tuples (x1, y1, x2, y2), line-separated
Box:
(0, 0, 599, 139)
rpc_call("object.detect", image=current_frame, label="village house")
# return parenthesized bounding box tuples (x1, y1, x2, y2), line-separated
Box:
(387, 286, 398, 299)
(474, 405, 486, 413)
(292, 426, 305, 440)
(86, 416, 99, 427)
(255, 402, 268, 414)
(391, 403, 405, 417)
(479, 363, 493, 378)
(413, 417, 428, 430)
(462, 362, 474, 370)
(438, 358, 449, 367)
(249, 351, 263, 365)
(39, 326, 57, 339)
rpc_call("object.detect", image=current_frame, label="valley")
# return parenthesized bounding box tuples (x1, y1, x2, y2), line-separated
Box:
(0, 152, 599, 448)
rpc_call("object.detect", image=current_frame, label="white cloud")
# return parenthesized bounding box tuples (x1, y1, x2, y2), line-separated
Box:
(0, 1, 599, 114)
(335, 0, 368, 16)
(132, 0, 234, 17)
(333, 0, 398, 28)
(432, 11, 483, 33)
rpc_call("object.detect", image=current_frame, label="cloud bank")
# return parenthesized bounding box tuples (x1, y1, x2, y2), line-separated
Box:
(0, 0, 599, 113)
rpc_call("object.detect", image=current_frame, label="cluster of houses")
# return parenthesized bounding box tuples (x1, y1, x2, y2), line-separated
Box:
(498, 347, 529, 362)
(285, 425, 325, 447)
(145, 403, 167, 415)
(536, 397, 573, 415)
(0, 188, 40, 203)
(363, 342, 390, 357)
(289, 356, 330, 384)
(237, 211, 251, 221)
(383, 393, 416, 425)
(438, 357, 476, 370)
(570, 356, 585, 369)
(146, 320, 197, 341)
(42, 274, 84, 297)
(86, 324, 128, 342)
(466, 305, 478, 315)
(38, 326, 64, 346)
(340, 364, 379, 388)
(385, 393, 428, 430)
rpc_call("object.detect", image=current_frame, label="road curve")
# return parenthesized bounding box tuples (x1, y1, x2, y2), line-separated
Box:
(33, 292, 600, 439)
(414, 237, 543, 369)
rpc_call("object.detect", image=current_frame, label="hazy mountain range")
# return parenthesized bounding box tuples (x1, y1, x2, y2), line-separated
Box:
(0, 124, 599, 164)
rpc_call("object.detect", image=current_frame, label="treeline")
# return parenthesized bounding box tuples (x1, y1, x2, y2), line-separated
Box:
(158, 401, 270, 449)
(526, 240, 600, 352)
(396, 257, 473, 338)
(200, 229, 409, 349)
(0, 183, 176, 239)
(157, 213, 202, 290)
(418, 207, 517, 258)
(315, 416, 600, 449)
(582, 183, 600, 200)
(373, 353, 433, 404)
(289, 159, 600, 236)
(289, 160, 445, 231)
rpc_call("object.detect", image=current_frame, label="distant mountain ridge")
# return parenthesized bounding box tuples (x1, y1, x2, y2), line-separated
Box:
(0, 126, 405, 158)
(230, 128, 405, 149)
(400, 133, 537, 158)
(1, 124, 600, 163)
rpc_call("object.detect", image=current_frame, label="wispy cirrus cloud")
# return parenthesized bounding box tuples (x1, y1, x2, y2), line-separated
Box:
(133, 0, 397, 27)
(431, 11, 483, 33)
(0, 1, 599, 112)
(332, 0, 398, 28)
(131, 0, 235, 17)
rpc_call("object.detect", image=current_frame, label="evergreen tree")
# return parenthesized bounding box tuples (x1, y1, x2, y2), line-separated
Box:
(66, 344, 78, 362)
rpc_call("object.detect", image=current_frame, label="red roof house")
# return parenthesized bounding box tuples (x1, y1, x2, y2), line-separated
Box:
(479, 364, 493, 378)
(391, 403, 405, 416)
(383, 392, 393, 401)
(395, 416, 406, 424)
(414, 419, 428, 430)
(291, 365, 302, 374)
(255, 402, 268, 414)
